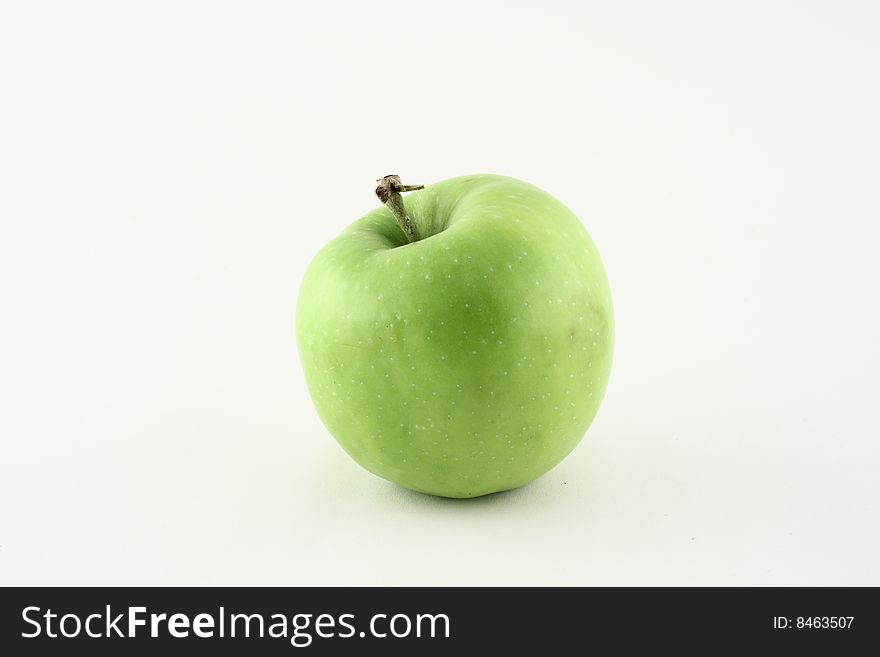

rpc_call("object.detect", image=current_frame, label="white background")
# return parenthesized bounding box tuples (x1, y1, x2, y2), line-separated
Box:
(1, 1, 878, 586)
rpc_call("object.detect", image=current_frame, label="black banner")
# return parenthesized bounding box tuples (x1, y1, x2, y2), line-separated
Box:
(1, 587, 876, 654)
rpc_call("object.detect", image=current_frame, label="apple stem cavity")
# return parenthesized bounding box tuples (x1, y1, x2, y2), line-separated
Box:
(375, 175, 424, 243)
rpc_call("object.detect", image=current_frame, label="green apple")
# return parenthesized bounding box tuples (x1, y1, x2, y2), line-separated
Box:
(296, 174, 613, 498)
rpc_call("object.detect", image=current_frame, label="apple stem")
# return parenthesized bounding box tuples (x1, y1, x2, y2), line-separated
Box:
(375, 175, 424, 243)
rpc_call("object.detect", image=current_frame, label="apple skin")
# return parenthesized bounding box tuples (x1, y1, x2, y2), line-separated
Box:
(296, 174, 613, 498)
